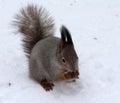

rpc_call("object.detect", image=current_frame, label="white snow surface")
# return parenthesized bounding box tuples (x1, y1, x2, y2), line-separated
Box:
(0, 0, 120, 103)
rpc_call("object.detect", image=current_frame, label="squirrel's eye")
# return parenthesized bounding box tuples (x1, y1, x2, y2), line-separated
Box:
(62, 57, 66, 63)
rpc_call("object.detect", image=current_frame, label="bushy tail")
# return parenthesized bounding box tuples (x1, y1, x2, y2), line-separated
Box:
(13, 5, 54, 58)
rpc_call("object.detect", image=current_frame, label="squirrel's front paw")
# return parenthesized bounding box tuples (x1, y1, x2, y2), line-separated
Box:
(40, 80, 54, 91)
(58, 70, 79, 80)
(64, 72, 73, 79)
(64, 70, 79, 79)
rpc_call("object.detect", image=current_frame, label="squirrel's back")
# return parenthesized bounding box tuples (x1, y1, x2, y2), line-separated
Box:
(13, 5, 54, 58)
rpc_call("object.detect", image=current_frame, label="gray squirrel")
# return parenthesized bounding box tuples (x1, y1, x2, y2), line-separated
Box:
(13, 5, 79, 91)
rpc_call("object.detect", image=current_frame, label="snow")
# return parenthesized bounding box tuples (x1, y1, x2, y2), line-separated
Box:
(0, 0, 120, 103)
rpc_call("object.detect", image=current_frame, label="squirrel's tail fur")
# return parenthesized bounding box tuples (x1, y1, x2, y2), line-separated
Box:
(13, 5, 54, 58)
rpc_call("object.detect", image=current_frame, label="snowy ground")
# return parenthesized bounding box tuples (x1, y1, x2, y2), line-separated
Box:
(0, 0, 120, 103)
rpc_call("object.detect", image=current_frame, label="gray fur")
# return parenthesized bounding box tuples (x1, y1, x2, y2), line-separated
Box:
(29, 37, 64, 81)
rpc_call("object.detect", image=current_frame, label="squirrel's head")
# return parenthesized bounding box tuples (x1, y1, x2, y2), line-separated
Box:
(57, 25, 79, 74)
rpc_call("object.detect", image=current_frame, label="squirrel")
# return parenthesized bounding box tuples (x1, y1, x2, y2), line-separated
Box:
(13, 5, 79, 91)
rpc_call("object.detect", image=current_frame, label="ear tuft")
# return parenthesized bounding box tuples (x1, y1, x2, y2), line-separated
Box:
(60, 25, 73, 44)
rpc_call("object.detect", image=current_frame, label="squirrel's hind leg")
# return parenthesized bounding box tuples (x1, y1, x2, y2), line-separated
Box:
(39, 79, 54, 91)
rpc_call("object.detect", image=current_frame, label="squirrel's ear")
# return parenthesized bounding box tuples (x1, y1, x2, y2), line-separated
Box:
(60, 25, 73, 45)
(57, 25, 73, 53)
